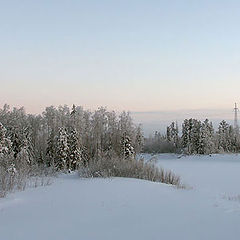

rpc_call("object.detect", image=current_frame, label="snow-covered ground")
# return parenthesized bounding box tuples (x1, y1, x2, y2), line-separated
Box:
(1, 154, 240, 240)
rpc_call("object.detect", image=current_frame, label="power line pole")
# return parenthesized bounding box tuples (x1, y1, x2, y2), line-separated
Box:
(234, 102, 239, 134)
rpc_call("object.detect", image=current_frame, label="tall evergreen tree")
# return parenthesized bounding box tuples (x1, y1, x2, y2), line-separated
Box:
(199, 119, 215, 154)
(135, 125, 144, 154)
(18, 131, 34, 164)
(56, 127, 69, 170)
(46, 130, 56, 166)
(182, 119, 201, 154)
(217, 120, 230, 152)
(10, 131, 21, 158)
(167, 122, 179, 149)
(121, 132, 135, 159)
(67, 128, 81, 170)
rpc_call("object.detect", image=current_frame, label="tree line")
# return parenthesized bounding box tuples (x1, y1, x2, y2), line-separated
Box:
(144, 119, 240, 154)
(0, 104, 144, 172)
(1, 103, 239, 173)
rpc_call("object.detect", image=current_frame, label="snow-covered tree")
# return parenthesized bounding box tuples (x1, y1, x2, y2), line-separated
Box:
(46, 130, 56, 166)
(182, 119, 201, 154)
(217, 120, 231, 152)
(199, 119, 215, 154)
(67, 128, 81, 170)
(18, 131, 34, 164)
(121, 133, 135, 159)
(167, 122, 179, 149)
(56, 127, 69, 170)
(134, 125, 144, 154)
(0, 122, 12, 156)
(10, 131, 21, 158)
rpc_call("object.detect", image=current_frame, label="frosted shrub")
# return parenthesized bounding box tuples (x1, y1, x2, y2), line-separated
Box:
(0, 156, 20, 197)
(0, 155, 55, 198)
(79, 156, 181, 186)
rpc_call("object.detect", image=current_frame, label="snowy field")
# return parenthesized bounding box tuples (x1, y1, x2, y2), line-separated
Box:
(1, 154, 240, 240)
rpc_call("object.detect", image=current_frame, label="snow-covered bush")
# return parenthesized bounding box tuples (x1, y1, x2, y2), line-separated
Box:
(0, 153, 55, 198)
(79, 156, 181, 186)
(0, 154, 25, 197)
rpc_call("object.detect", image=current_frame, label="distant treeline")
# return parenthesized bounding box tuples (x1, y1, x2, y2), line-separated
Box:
(143, 119, 240, 154)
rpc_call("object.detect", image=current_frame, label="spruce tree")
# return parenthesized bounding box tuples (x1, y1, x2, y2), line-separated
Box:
(67, 128, 81, 170)
(10, 132, 21, 158)
(199, 119, 215, 154)
(167, 122, 179, 149)
(135, 125, 144, 154)
(56, 127, 69, 170)
(46, 130, 56, 166)
(217, 120, 230, 152)
(121, 133, 135, 159)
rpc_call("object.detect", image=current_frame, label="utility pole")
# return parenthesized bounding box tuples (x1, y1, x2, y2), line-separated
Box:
(234, 103, 239, 134)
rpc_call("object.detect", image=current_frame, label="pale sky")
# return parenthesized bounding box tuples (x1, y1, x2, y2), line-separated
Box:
(1, 0, 240, 114)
